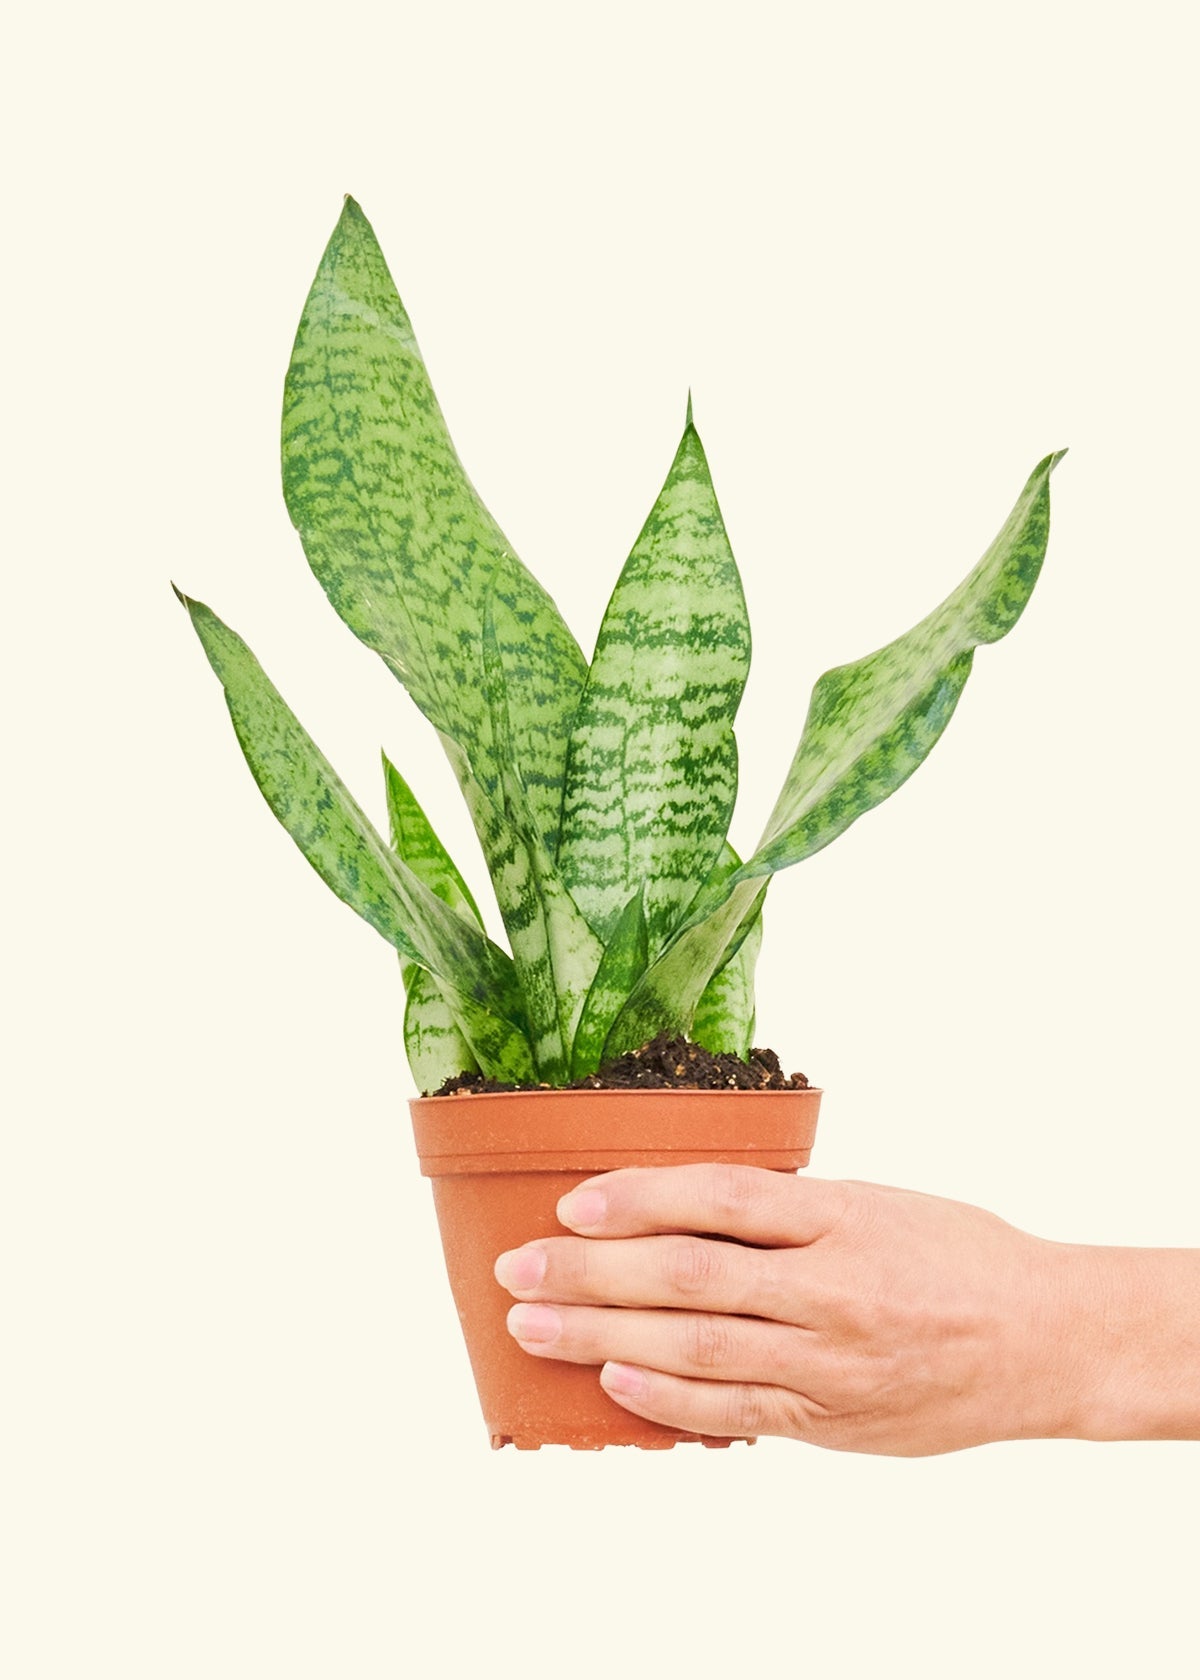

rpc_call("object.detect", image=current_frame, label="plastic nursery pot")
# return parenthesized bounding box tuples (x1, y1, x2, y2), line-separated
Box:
(409, 1085, 822, 1450)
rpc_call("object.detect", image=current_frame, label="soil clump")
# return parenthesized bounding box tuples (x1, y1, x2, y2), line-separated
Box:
(428, 1033, 809, 1098)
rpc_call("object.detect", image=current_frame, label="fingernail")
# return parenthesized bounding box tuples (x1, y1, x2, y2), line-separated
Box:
(557, 1187, 607, 1229)
(494, 1246, 547, 1292)
(508, 1303, 561, 1345)
(600, 1361, 646, 1398)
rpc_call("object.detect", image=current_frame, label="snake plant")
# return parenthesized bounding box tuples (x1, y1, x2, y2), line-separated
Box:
(177, 197, 1063, 1093)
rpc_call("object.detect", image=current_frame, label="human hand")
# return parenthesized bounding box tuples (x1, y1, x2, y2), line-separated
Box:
(493, 1165, 1099, 1455)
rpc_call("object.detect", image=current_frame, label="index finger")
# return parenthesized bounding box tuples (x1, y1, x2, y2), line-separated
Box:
(555, 1164, 848, 1247)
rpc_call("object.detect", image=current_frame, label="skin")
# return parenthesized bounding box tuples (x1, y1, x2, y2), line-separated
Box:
(493, 1165, 1200, 1455)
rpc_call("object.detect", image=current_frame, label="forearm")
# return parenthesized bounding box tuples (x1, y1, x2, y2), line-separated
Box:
(1059, 1244, 1200, 1441)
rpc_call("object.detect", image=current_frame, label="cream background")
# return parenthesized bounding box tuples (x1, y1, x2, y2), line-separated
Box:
(6, 2, 1198, 1675)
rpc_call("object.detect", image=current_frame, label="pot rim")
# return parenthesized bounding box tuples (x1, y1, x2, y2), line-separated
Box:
(409, 1084, 822, 1175)
(411, 1084, 822, 1103)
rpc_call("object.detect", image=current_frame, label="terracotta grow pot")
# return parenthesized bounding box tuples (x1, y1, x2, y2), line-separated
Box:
(409, 1085, 822, 1449)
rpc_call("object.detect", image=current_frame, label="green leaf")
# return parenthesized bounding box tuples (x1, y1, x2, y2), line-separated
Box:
(746, 450, 1066, 878)
(176, 587, 534, 1083)
(570, 883, 650, 1078)
(434, 989, 536, 1084)
(281, 197, 587, 860)
(383, 753, 483, 1089)
(691, 914, 762, 1058)
(402, 969, 477, 1093)
(603, 879, 768, 1058)
(690, 846, 763, 1058)
(480, 575, 604, 1079)
(383, 753, 484, 929)
(606, 451, 1064, 1051)
(558, 410, 751, 952)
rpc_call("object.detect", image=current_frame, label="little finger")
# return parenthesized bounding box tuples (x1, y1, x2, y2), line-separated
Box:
(598, 1362, 820, 1443)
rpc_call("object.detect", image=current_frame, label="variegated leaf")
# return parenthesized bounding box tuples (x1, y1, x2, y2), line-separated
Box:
(558, 406, 750, 953)
(282, 197, 586, 859)
(690, 846, 763, 1058)
(481, 576, 603, 1079)
(570, 884, 650, 1077)
(606, 452, 1064, 1052)
(746, 451, 1066, 877)
(403, 970, 476, 1093)
(177, 588, 534, 1083)
(691, 915, 762, 1058)
(603, 879, 767, 1058)
(383, 753, 482, 1088)
(431, 986, 535, 1085)
(383, 754, 485, 930)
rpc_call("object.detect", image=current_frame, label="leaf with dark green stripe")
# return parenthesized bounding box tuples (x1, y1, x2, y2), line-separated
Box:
(383, 753, 484, 1088)
(570, 883, 650, 1077)
(745, 451, 1065, 878)
(383, 754, 484, 929)
(441, 733, 562, 1058)
(603, 879, 768, 1058)
(282, 197, 586, 858)
(437, 989, 536, 1084)
(558, 407, 751, 952)
(481, 575, 603, 1078)
(479, 598, 564, 1077)
(403, 970, 475, 1093)
(691, 845, 763, 1058)
(605, 452, 1064, 1050)
(691, 913, 762, 1058)
(176, 587, 533, 1082)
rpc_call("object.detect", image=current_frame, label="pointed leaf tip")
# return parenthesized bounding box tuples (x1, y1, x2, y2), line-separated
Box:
(686, 389, 694, 428)
(559, 390, 749, 954)
(171, 581, 189, 609)
(283, 203, 587, 863)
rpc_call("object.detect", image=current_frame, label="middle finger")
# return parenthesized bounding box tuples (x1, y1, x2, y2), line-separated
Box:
(494, 1233, 791, 1318)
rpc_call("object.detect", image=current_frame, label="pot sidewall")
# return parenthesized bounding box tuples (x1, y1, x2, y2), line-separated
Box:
(411, 1088, 821, 1449)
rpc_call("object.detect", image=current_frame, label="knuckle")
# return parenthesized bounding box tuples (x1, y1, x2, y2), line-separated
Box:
(719, 1380, 825, 1443)
(683, 1313, 733, 1372)
(777, 1388, 828, 1442)
(667, 1238, 722, 1297)
(760, 1324, 805, 1382)
(833, 1180, 883, 1245)
(707, 1162, 759, 1222)
(539, 1236, 589, 1297)
(749, 1249, 795, 1321)
(570, 1237, 596, 1293)
(724, 1383, 771, 1438)
(840, 1358, 889, 1409)
(852, 1292, 891, 1344)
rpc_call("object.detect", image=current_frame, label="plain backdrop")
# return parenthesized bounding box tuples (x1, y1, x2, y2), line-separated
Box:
(5, 2, 1198, 1675)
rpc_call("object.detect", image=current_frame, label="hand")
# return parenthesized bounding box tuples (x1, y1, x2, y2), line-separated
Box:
(493, 1165, 1098, 1455)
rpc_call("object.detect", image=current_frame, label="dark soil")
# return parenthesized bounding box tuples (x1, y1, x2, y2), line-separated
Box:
(428, 1033, 810, 1097)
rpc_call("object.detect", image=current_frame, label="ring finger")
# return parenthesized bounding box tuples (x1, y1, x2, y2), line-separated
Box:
(506, 1300, 814, 1388)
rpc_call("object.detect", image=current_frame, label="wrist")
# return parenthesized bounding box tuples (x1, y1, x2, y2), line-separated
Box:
(1046, 1242, 1200, 1442)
